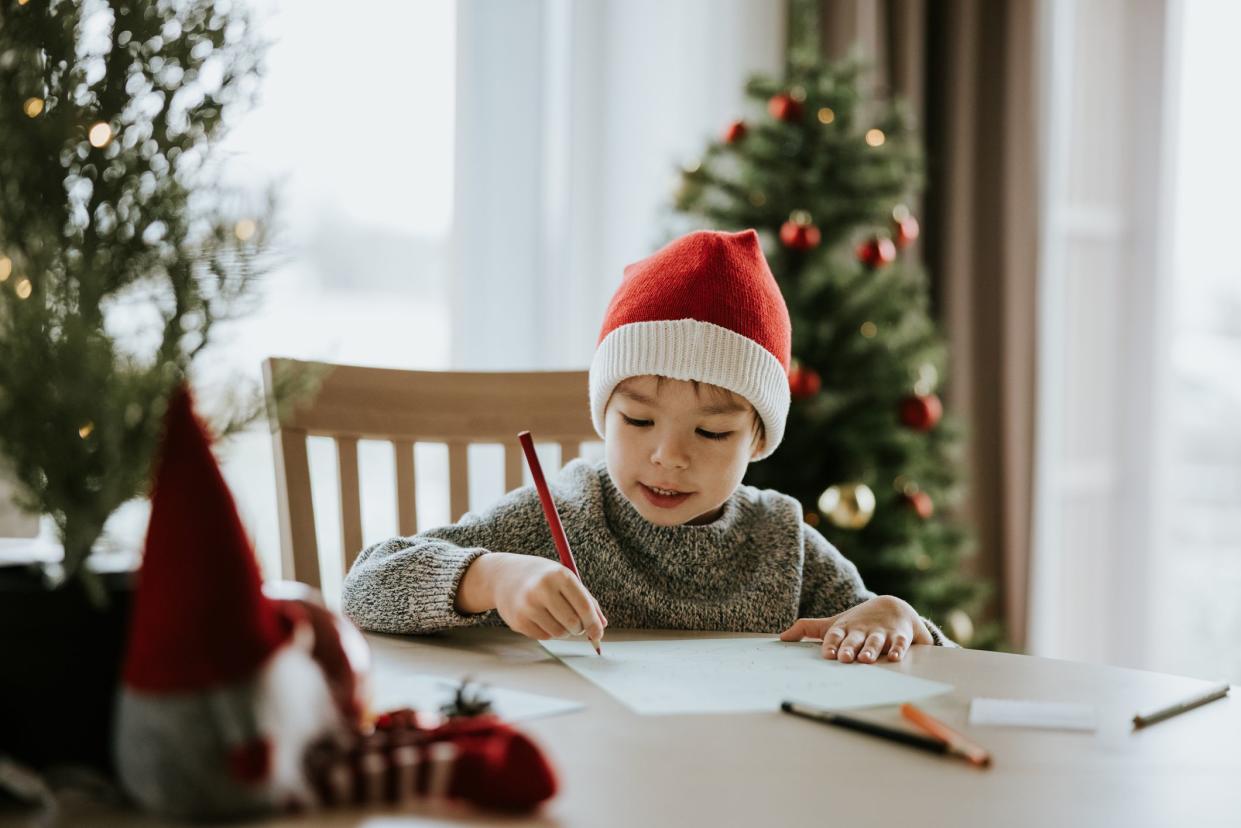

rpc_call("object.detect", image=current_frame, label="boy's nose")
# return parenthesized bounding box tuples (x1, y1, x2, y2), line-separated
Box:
(651, 437, 690, 469)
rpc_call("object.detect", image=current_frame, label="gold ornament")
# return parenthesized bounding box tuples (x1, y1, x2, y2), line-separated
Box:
(817, 483, 876, 530)
(946, 609, 974, 644)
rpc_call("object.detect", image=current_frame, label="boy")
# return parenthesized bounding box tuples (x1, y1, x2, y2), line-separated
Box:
(343, 229, 949, 662)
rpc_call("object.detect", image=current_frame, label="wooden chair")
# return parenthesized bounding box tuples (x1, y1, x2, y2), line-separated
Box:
(262, 358, 596, 589)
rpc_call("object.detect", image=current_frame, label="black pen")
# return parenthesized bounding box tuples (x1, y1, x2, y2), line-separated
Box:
(781, 700, 949, 757)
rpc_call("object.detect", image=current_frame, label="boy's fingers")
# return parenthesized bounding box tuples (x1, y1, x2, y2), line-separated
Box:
(559, 582, 602, 638)
(781, 616, 836, 641)
(859, 630, 887, 663)
(821, 623, 848, 658)
(515, 618, 553, 641)
(887, 633, 909, 660)
(837, 628, 868, 663)
(547, 591, 587, 637)
(530, 607, 569, 639)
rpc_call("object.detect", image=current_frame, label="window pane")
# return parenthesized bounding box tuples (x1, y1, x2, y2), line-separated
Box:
(1156, 0, 1241, 683)
(101, 1, 457, 589)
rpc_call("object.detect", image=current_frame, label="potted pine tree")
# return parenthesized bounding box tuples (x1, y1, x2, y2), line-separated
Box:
(0, 0, 273, 773)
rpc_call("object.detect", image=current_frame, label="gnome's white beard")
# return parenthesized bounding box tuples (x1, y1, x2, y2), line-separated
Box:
(115, 622, 349, 820)
(254, 621, 349, 804)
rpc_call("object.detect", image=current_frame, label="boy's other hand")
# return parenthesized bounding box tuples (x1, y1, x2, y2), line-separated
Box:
(486, 553, 607, 642)
(778, 595, 932, 662)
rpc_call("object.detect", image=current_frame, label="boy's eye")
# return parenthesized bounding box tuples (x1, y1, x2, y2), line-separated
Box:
(696, 428, 733, 441)
(621, 414, 653, 427)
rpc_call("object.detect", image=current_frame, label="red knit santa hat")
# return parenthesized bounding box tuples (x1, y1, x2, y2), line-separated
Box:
(589, 229, 792, 459)
(122, 384, 292, 692)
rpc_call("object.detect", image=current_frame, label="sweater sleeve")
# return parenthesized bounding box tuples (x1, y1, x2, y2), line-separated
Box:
(798, 524, 955, 647)
(798, 524, 876, 618)
(341, 483, 556, 635)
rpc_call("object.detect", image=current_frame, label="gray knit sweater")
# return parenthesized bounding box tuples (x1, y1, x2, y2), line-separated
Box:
(342, 459, 947, 645)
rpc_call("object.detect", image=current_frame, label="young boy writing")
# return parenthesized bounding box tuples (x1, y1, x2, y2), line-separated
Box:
(343, 229, 949, 662)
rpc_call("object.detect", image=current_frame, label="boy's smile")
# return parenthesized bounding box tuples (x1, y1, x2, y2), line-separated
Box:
(603, 375, 763, 526)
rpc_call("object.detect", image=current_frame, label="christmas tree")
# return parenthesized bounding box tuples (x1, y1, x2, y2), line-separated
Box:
(0, 0, 272, 600)
(674, 57, 999, 647)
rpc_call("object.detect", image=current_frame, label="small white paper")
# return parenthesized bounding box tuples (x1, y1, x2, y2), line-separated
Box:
(969, 698, 1097, 731)
(540, 636, 953, 715)
(372, 673, 584, 722)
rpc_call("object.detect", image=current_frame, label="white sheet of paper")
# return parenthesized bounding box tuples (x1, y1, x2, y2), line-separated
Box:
(372, 673, 584, 722)
(968, 698, 1097, 731)
(540, 636, 952, 715)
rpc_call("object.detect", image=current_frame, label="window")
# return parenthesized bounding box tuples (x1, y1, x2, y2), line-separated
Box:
(101, 1, 458, 594)
(1152, 0, 1241, 683)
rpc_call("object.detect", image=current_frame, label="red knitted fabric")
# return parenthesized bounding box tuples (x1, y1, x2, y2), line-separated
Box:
(597, 229, 791, 370)
(121, 385, 291, 692)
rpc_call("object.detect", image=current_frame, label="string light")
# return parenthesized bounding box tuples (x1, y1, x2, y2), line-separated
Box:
(233, 219, 257, 241)
(23, 97, 44, 118)
(683, 159, 701, 174)
(749, 191, 767, 207)
(18, 0, 30, 6)
(865, 128, 886, 147)
(0, 256, 11, 282)
(817, 107, 835, 124)
(88, 122, 113, 148)
(15, 278, 33, 299)
(860, 321, 877, 338)
(79, 422, 95, 439)
(789, 85, 807, 102)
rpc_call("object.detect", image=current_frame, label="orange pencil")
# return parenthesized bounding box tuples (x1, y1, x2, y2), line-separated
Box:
(517, 431, 603, 655)
(900, 703, 992, 768)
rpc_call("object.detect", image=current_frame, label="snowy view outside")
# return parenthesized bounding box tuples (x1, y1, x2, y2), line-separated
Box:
(1156, 0, 1241, 682)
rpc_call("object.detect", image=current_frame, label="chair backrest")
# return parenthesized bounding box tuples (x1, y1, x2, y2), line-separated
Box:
(263, 358, 596, 589)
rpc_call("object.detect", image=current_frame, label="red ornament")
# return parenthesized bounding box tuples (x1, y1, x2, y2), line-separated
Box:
(768, 93, 804, 123)
(856, 237, 897, 269)
(899, 393, 943, 431)
(905, 490, 934, 519)
(723, 119, 747, 144)
(779, 217, 821, 251)
(895, 215, 920, 248)
(788, 362, 822, 400)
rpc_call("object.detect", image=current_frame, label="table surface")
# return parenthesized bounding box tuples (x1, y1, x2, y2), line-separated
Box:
(44, 629, 1241, 828)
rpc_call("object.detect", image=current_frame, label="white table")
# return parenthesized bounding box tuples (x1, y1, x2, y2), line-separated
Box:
(52, 628, 1241, 827)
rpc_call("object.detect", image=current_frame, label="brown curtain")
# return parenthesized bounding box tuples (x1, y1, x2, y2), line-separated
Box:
(804, 0, 1041, 650)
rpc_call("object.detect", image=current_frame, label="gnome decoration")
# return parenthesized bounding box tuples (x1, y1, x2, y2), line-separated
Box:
(113, 386, 559, 819)
(113, 386, 366, 819)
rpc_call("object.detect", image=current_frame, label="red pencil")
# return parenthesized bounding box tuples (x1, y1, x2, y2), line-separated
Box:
(517, 431, 602, 655)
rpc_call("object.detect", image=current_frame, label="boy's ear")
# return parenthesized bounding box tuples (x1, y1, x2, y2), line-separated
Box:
(749, 436, 766, 460)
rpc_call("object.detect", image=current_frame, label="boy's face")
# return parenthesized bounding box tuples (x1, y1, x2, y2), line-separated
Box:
(604, 375, 763, 526)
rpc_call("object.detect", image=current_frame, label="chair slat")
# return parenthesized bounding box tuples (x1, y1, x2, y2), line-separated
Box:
(504, 441, 525, 493)
(448, 441, 470, 522)
(394, 439, 417, 536)
(336, 437, 363, 575)
(559, 441, 581, 465)
(271, 427, 321, 588)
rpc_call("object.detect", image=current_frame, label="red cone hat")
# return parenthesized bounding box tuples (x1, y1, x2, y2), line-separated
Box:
(121, 385, 291, 692)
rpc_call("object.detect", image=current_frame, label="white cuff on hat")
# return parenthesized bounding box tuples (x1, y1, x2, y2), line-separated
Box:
(588, 319, 790, 460)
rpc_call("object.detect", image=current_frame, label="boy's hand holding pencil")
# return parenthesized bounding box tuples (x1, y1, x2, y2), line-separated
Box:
(455, 431, 607, 649)
(458, 552, 607, 643)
